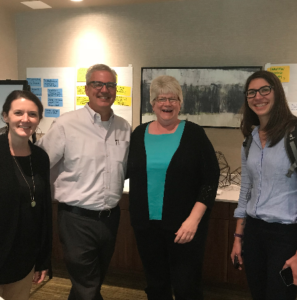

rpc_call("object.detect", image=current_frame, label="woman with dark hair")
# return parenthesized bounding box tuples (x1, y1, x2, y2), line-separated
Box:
(128, 75, 219, 299)
(231, 70, 297, 300)
(0, 90, 52, 300)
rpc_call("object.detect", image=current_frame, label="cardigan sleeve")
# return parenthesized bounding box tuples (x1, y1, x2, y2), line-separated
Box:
(195, 127, 220, 209)
(34, 149, 53, 272)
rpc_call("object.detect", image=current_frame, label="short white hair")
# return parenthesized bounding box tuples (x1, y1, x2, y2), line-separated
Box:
(86, 64, 117, 83)
(150, 75, 183, 105)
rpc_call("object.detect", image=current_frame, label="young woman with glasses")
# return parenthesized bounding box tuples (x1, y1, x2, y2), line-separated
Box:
(231, 70, 297, 299)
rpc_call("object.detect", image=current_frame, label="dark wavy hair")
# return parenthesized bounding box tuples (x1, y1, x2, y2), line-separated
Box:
(240, 70, 297, 147)
(1, 90, 43, 143)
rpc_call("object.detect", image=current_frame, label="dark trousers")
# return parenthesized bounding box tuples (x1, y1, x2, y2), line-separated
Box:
(244, 216, 297, 300)
(58, 205, 120, 300)
(133, 212, 210, 300)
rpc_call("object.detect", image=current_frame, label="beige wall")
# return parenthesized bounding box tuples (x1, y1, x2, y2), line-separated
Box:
(14, 0, 297, 170)
(0, 8, 17, 80)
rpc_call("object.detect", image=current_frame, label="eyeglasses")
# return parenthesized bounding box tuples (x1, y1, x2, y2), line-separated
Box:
(245, 86, 273, 99)
(88, 81, 117, 90)
(156, 97, 179, 104)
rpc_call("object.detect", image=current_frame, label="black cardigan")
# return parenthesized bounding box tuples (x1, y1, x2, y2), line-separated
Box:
(127, 121, 220, 231)
(0, 133, 52, 276)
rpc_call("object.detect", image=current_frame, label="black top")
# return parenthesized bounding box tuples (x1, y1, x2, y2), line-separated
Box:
(0, 133, 52, 284)
(127, 121, 220, 231)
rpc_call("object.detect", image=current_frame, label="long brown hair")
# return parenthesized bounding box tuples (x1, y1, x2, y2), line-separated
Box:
(240, 70, 297, 147)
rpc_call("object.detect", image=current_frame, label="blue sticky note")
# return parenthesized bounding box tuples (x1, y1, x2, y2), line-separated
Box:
(31, 87, 42, 96)
(45, 109, 60, 118)
(27, 78, 41, 87)
(48, 88, 63, 98)
(48, 98, 63, 107)
(44, 79, 59, 88)
(37, 96, 41, 101)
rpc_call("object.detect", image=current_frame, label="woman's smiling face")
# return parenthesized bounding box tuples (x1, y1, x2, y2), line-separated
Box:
(247, 78, 275, 120)
(152, 93, 181, 125)
(3, 98, 40, 140)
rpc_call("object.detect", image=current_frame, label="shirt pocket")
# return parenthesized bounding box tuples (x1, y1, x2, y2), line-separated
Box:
(108, 141, 130, 164)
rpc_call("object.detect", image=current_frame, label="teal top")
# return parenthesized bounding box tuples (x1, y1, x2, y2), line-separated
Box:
(144, 121, 186, 220)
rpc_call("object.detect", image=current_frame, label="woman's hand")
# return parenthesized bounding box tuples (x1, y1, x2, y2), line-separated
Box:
(174, 202, 207, 244)
(174, 216, 199, 244)
(230, 238, 243, 270)
(32, 270, 48, 284)
(283, 251, 297, 285)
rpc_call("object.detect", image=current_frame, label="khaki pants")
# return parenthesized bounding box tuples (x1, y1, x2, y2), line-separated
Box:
(0, 268, 34, 300)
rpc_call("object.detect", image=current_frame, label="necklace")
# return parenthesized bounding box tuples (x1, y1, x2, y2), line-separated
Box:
(13, 156, 36, 207)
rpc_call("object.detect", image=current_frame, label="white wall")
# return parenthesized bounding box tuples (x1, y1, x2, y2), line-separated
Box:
(15, 0, 297, 169)
(0, 7, 17, 80)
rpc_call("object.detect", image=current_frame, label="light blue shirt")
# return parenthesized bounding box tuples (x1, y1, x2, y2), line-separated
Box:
(145, 121, 185, 220)
(234, 127, 297, 224)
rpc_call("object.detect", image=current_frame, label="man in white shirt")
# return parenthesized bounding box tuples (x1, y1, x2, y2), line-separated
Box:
(37, 64, 131, 300)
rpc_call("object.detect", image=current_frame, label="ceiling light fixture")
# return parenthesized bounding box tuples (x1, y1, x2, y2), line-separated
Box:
(21, 1, 52, 9)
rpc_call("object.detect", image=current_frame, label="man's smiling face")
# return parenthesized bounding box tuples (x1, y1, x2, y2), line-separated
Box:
(85, 70, 117, 113)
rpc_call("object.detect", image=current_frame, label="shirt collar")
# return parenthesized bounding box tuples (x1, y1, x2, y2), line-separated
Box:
(251, 126, 259, 137)
(84, 104, 114, 124)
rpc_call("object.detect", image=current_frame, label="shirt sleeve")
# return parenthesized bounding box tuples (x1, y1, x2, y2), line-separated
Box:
(196, 128, 220, 209)
(234, 146, 251, 218)
(35, 120, 65, 169)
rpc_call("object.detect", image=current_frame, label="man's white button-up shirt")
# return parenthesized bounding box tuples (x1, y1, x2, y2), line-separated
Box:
(36, 104, 131, 210)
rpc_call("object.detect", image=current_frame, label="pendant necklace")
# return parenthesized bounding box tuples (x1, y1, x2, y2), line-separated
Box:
(13, 156, 36, 207)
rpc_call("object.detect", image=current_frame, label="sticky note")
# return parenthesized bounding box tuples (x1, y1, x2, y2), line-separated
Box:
(27, 78, 41, 87)
(38, 96, 41, 101)
(44, 79, 59, 88)
(45, 109, 60, 118)
(116, 86, 131, 96)
(31, 87, 42, 96)
(114, 96, 131, 106)
(268, 66, 290, 83)
(48, 88, 63, 98)
(77, 68, 88, 82)
(48, 98, 63, 107)
(77, 86, 86, 95)
(289, 103, 297, 111)
(77, 96, 89, 106)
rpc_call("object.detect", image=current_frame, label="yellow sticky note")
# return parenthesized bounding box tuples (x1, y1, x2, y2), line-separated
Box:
(114, 96, 131, 106)
(116, 85, 131, 96)
(77, 86, 86, 95)
(268, 66, 290, 83)
(77, 68, 88, 82)
(76, 96, 89, 106)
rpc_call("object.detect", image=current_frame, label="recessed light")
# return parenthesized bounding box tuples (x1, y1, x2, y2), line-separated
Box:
(21, 1, 52, 9)
(71, 0, 83, 2)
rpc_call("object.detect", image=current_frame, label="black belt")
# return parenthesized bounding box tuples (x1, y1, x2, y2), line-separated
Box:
(58, 202, 118, 220)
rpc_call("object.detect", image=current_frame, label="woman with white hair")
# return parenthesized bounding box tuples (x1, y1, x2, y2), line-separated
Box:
(127, 75, 219, 299)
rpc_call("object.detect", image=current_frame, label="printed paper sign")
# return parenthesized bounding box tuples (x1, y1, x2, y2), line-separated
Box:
(44, 79, 59, 88)
(48, 98, 63, 107)
(48, 88, 63, 97)
(76, 96, 89, 106)
(45, 108, 60, 118)
(27, 78, 41, 87)
(31, 87, 42, 96)
(267, 66, 290, 83)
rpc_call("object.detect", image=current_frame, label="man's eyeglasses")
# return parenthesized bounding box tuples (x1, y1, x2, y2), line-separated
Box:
(156, 97, 179, 104)
(245, 86, 273, 99)
(88, 81, 117, 90)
